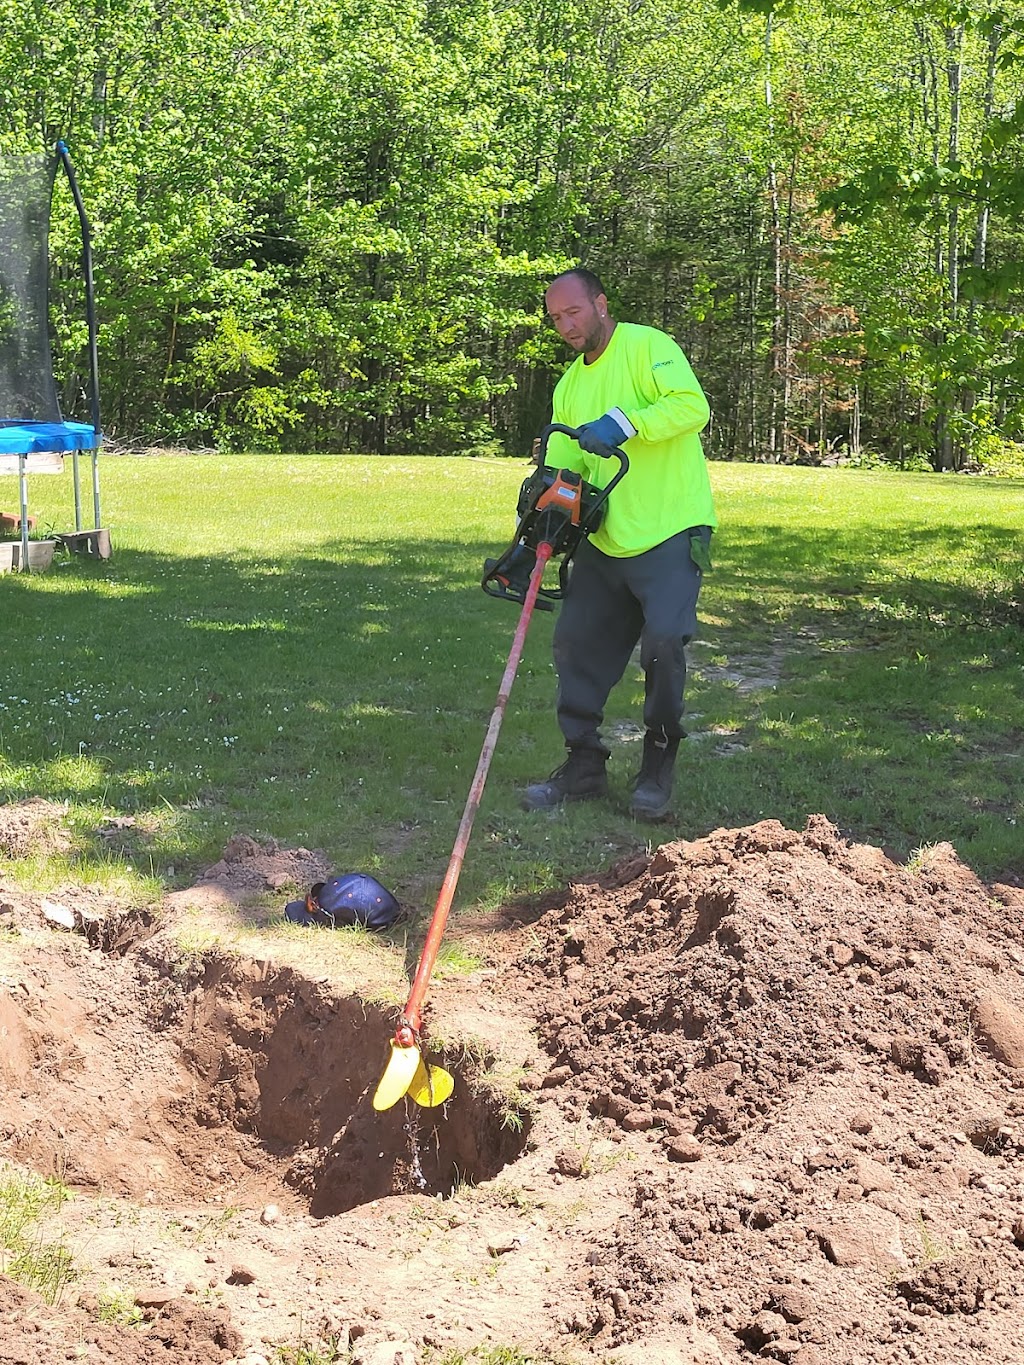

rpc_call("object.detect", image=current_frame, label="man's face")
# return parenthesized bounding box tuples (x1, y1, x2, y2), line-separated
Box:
(545, 276, 608, 355)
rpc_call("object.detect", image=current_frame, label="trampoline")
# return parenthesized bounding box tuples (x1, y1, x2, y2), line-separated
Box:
(0, 142, 106, 571)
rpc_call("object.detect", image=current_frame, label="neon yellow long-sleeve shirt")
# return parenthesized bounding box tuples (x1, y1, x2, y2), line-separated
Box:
(548, 321, 716, 557)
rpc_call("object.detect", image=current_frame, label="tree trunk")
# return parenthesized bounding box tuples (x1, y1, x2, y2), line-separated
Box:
(765, 11, 783, 463)
(747, 200, 761, 458)
(936, 22, 964, 470)
(852, 382, 861, 457)
(780, 142, 797, 461)
(962, 18, 1001, 454)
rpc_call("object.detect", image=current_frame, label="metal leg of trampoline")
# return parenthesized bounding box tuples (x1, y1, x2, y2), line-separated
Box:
(19, 454, 29, 572)
(92, 448, 101, 529)
(73, 449, 83, 532)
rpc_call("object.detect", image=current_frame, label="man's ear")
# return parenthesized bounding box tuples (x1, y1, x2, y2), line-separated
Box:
(596, 293, 609, 318)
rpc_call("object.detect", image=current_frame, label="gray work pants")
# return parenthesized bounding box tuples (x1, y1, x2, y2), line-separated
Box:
(552, 527, 711, 754)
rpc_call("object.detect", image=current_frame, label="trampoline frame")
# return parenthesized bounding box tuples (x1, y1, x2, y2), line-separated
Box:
(1, 141, 104, 571)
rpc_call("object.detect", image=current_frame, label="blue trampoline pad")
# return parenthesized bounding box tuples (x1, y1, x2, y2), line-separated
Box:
(0, 422, 100, 455)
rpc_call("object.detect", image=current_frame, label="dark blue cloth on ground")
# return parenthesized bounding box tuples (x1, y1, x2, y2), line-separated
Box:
(285, 873, 402, 931)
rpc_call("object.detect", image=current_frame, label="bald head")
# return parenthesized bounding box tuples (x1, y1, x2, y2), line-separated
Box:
(545, 271, 615, 363)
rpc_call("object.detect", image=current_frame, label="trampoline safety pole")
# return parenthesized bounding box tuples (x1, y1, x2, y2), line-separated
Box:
(56, 142, 101, 443)
(57, 140, 103, 536)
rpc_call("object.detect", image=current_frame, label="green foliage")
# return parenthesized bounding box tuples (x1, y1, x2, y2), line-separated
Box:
(815, 5, 1024, 468)
(973, 431, 1024, 475)
(0, 1164, 75, 1305)
(0, 0, 1020, 463)
(276, 1339, 345, 1365)
(844, 449, 934, 473)
(429, 1347, 541, 1365)
(95, 1290, 145, 1327)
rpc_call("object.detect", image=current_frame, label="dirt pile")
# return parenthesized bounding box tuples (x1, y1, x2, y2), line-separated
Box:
(0, 797, 71, 859)
(2, 803, 1024, 1363)
(521, 815, 1021, 1143)
(0, 1276, 243, 1364)
(508, 815, 1024, 1360)
(199, 832, 332, 894)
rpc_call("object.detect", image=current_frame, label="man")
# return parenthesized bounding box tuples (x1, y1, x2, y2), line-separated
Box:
(523, 267, 716, 820)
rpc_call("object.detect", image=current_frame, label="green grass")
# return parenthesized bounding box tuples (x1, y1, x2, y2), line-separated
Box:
(429, 1348, 542, 1365)
(1, 456, 1021, 931)
(276, 1341, 345, 1365)
(95, 1288, 146, 1327)
(0, 1163, 75, 1304)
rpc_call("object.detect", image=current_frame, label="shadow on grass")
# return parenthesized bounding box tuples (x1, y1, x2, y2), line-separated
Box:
(689, 519, 1022, 880)
(1, 517, 1021, 910)
(710, 519, 1024, 629)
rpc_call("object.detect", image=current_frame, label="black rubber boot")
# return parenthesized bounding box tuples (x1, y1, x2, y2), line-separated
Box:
(522, 748, 609, 811)
(630, 733, 680, 820)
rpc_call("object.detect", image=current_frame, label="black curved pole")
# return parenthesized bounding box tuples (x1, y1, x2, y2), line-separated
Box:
(56, 141, 101, 439)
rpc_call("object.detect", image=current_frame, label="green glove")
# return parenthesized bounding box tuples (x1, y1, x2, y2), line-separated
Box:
(689, 534, 713, 574)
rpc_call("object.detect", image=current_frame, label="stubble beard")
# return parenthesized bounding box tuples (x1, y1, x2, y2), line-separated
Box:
(576, 310, 608, 356)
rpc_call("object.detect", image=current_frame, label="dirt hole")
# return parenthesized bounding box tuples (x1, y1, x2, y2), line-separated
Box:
(0, 927, 529, 1217)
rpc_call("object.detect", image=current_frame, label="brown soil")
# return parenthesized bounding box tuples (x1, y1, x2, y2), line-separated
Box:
(1, 808, 1023, 1364)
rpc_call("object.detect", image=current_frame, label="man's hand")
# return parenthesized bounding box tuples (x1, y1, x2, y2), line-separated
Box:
(576, 408, 637, 456)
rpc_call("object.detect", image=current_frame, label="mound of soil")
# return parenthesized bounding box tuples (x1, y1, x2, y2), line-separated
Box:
(0, 1276, 242, 1364)
(0, 797, 72, 859)
(2, 806, 1023, 1364)
(199, 832, 332, 894)
(506, 815, 1024, 1360)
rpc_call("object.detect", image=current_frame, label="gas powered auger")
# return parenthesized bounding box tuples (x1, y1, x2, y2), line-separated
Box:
(482, 423, 629, 608)
(372, 425, 629, 1112)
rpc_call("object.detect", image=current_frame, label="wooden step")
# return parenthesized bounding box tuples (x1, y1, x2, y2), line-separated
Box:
(55, 528, 112, 559)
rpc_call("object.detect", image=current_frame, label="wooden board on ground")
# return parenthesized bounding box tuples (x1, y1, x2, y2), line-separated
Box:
(56, 527, 112, 559)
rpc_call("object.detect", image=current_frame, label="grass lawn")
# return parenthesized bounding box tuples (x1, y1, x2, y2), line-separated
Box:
(1, 455, 1021, 925)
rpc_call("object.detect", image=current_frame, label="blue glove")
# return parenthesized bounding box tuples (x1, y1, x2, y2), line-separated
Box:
(576, 407, 637, 456)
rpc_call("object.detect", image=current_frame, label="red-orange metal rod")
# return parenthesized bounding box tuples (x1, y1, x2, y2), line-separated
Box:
(395, 541, 555, 1046)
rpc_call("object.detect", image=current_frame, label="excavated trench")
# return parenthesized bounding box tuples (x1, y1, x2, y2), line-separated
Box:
(161, 946, 530, 1215)
(0, 921, 529, 1216)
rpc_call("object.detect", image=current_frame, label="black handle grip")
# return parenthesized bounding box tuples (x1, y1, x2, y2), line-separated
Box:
(536, 424, 629, 518)
(537, 422, 628, 470)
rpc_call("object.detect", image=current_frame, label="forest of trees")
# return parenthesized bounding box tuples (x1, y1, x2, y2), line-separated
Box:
(3, 0, 1023, 468)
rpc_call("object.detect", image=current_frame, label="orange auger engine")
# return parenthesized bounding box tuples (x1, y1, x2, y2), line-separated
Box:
(482, 423, 629, 608)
